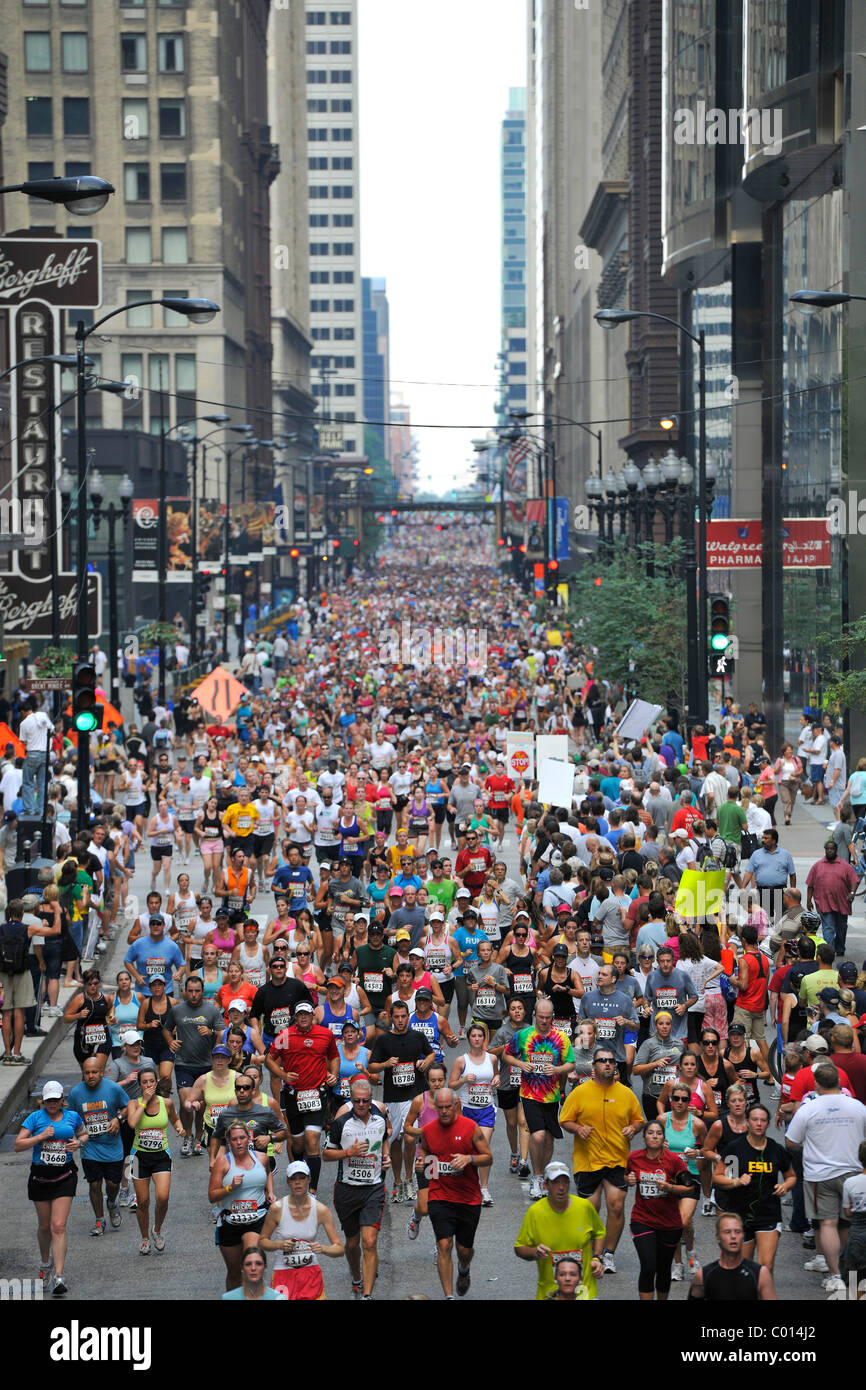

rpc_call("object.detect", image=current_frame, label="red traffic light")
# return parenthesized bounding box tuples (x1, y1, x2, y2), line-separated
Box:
(332, 539, 339, 548)
(377, 515, 385, 522)
(547, 560, 559, 571)
(353, 539, 359, 546)
(435, 525, 442, 532)
(497, 538, 505, 546)
(289, 548, 300, 559)
(593, 576, 602, 587)
(390, 509, 397, 516)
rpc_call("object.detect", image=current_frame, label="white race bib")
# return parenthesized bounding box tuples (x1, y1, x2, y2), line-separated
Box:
(136, 1127, 165, 1152)
(595, 1019, 616, 1040)
(392, 1062, 415, 1087)
(467, 1083, 493, 1108)
(40, 1141, 69, 1167)
(363, 973, 384, 994)
(228, 1198, 260, 1225)
(513, 974, 534, 993)
(295, 1089, 320, 1113)
(83, 1024, 107, 1047)
(284, 1241, 314, 1268)
(475, 990, 497, 1010)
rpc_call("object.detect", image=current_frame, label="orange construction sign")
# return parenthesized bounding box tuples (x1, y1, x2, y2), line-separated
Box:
(191, 666, 248, 722)
(0, 722, 25, 757)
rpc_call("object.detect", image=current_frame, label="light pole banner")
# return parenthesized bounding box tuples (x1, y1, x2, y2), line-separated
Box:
(133, 499, 192, 581)
(505, 733, 535, 783)
(554, 498, 570, 561)
(197, 500, 225, 567)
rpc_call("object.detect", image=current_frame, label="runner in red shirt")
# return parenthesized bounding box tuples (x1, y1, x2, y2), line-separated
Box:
(455, 830, 494, 902)
(417, 1087, 492, 1299)
(265, 1001, 339, 1194)
(670, 801, 702, 836)
(626, 1120, 693, 1301)
(484, 766, 515, 851)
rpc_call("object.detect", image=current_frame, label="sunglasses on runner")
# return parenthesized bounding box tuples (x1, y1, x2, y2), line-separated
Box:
(235, 1082, 253, 1091)
(701, 1036, 719, 1045)
(672, 1092, 691, 1103)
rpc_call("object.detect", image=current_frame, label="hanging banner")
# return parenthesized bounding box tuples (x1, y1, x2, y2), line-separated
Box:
(197, 500, 225, 567)
(554, 498, 570, 562)
(132, 499, 192, 581)
(706, 519, 830, 569)
(505, 732, 535, 782)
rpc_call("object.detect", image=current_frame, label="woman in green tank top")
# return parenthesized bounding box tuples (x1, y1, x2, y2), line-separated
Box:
(127, 1067, 185, 1256)
(662, 1085, 707, 1285)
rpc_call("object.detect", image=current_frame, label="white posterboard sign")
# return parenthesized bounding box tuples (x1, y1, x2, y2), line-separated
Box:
(536, 734, 569, 763)
(505, 733, 535, 782)
(538, 757, 576, 808)
(615, 699, 663, 744)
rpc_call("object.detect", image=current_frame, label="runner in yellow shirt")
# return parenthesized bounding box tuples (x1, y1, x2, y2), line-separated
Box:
(514, 1161, 605, 1299)
(222, 787, 260, 855)
(558, 1048, 644, 1274)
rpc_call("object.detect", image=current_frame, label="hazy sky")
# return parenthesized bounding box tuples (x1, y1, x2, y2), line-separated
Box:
(358, 0, 526, 496)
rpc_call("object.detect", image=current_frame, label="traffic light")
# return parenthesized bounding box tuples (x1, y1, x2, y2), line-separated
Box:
(72, 662, 99, 734)
(547, 560, 559, 571)
(710, 595, 731, 652)
(289, 547, 300, 559)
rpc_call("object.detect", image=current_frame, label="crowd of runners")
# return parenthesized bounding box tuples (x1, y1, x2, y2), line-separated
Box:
(5, 519, 866, 1301)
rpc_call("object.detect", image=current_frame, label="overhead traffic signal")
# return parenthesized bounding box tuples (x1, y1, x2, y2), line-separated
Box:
(72, 662, 99, 733)
(710, 595, 731, 652)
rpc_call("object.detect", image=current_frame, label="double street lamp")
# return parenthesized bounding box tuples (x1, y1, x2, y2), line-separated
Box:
(0, 175, 114, 215)
(62, 469, 134, 709)
(595, 307, 710, 725)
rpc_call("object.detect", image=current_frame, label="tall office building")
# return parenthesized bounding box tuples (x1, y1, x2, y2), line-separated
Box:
(390, 393, 415, 497)
(305, 2, 362, 451)
(2, 0, 278, 452)
(362, 276, 391, 466)
(498, 89, 528, 426)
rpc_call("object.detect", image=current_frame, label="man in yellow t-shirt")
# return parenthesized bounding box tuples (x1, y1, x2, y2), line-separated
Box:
(514, 1161, 605, 1299)
(558, 1049, 644, 1273)
(222, 786, 259, 854)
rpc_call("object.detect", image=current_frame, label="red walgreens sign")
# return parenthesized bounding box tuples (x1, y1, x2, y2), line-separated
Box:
(705, 519, 830, 569)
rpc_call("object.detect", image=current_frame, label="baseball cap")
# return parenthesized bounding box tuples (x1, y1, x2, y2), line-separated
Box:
(294, 1001, 314, 1014)
(429, 909, 445, 922)
(227, 999, 249, 1013)
(395, 929, 411, 942)
(552, 943, 569, 957)
(286, 1160, 311, 1178)
(819, 988, 841, 1007)
(389, 886, 404, 898)
(211, 1044, 231, 1057)
(368, 921, 384, 934)
(728, 1022, 746, 1035)
(409, 947, 425, 958)
(354, 912, 370, 925)
(181, 776, 191, 784)
(838, 962, 858, 984)
(42, 1081, 64, 1100)
(120, 1029, 143, 1044)
(415, 986, 433, 1001)
(671, 829, 689, 840)
(544, 1161, 571, 1182)
(550, 850, 564, 865)
(456, 887, 471, 899)
(803, 1034, 829, 1053)
(515, 910, 531, 921)
(460, 763, 471, 773)
(148, 914, 165, 925)
(556, 904, 571, 915)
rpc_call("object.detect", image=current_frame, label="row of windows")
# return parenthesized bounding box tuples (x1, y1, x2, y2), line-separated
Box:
(22, 0, 183, 6)
(308, 157, 353, 169)
(121, 33, 183, 72)
(310, 270, 354, 283)
(26, 94, 185, 139)
(309, 185, 354, 198)
(24, 30, 88, 71)
(310, 299, 355, 312)
(310, 327, 355, 339)
(121, 162, 185, 201)
(307, 99, 352, 112)
(311, 355, 355, 368)
(306, 40, 351, 53)
(125, 225, 188, 264)
(307, 70, 352, 84)
(309, 243, 355, 255)
(306, 11, 352, 24)
(309, 214, 354, 227)
(308, 128, 353, 141)
(311, 380, 356, 395)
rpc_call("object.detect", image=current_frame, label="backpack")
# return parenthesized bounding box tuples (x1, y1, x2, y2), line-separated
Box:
(0, 922, 29, 976)
(694, 843, 716, 869)
(721, 842, 739, 870)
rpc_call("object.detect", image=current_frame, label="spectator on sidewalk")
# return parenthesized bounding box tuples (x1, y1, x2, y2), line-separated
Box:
(805, 841, 858, 959)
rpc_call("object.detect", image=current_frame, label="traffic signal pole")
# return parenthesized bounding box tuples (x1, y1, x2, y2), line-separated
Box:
(75, 320, 92, 833)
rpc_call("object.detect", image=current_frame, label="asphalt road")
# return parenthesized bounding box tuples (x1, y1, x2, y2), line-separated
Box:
(0, 818, 859, 1303)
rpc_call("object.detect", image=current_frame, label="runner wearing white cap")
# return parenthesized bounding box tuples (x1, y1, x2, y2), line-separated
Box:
(259, 1159, 343, 1300)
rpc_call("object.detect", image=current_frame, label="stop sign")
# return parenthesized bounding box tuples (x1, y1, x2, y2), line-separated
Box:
(511, 750, 530, 775)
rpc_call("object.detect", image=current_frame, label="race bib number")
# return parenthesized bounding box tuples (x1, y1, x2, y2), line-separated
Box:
(244, 969, 266, 988)
(204, 826, 220, 838)
(595, 1019, 616, 1040)
(426, 950, 447, 972)
(347, 1156, 377, 1182)
(507, 1065, 523, 1089)
(363, 973, 384, 995)
(342, 839, 359, 854)
(84, 1024, 107, 1047)
(469, 856, 486, 872)
(476, 990, 497, 1010)
(338, 1078, 353, 1099)
(83, 1104, 110, 1136)
(651, 1068, 677, 1089)
(270, 1008, 290, 1033)
(529, 1051, 550, 1075)
(175, 910, 196, 931)
(513, 974, 534, 993)
(295, 1089, 320, 1113)
(145, 958, 165, 977)
(228, 1199, 260, 1225)
(284, 1242, 314, 1268)
(209, 1105, 227, 1124)
(136, 1128, 165, 1152)
(654, 989, 679, 1012)
(317, 829, 339, 844)
(217, 952, 233, 972)
(553, 1248, 583, 1276)
(392, 1062, 415, 1086)
(434, 1159, 457, 1177)
(554, 1017, 573, 1038)
(153, 832, 173, 847)
(467, 1083, 493, 1108)
(639, 1170, 665, 1199)
(227, 895, 244, 911)
(40, 1141, 69, 1167)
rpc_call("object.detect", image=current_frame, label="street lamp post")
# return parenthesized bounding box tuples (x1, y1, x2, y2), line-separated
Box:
(87, 472, 134, 708)
(596, 307, 710, 724)
(223, 436, 259, 662)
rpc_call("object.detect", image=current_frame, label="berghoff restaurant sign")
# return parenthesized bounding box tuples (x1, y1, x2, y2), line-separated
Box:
(0, 238, 102, 308)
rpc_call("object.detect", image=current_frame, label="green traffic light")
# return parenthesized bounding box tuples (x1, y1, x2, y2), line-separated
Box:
(74, 710, 99, 733)
(710, 632, 730, 651)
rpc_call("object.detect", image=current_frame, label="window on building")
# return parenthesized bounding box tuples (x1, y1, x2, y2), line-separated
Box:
(61, 32, 88, 71)
(308, 186, 329, 198)
(122, 98, 148, 141)
(307, 70, 327, 84)
(160, 163, 186, 200)
(27, 161, 53, 202)
(308, 157, 328, 170)
(310, 299, 330, 312)
(310, 270, 330, 283)
(26, 96, 52, 136)
(331, 156, 353, 168)
(126, 289, 153, 328)
(125, 226, 152, 264)
(333, 411, 355, 422)
(332, 243, 354, 255)
(162, 291, 189, 327)
(331, 128, 353, 141)
(308, 128, 328, 141)
(332, 355, 355, 367)
(334, 382, 355, 395)
(158, 35, 184, 72)
(309, 243, 329, 256)
(121, 34, 146, 72)
(332, 214, 353, 226)
(162, 226, 188, 263)
(307, 99, 327, 112)
(311, 327, 331, 340)
(509, 386, 527, 401)
(158, 99, 185, 137)
(333, 327, 354, 339)
(333, 270, 354, 282)
(66, 227, 92, 242)
(330, 41, 352, 53)
(330, 70, 352, 83)
(64, 161, 90, 179)
(309, 214, 329, 227)
(306, 40, 327, 53)
(330, 11, 351, 23)
(331, 185, 353, 197)
(331, 99, 352, 111)
(306, 10, 326, 22)
(24, 32, 51, 72)
(176, 353, 196, 424)
(333, 299, 354, 311)
(124, 162, 151, 202)
(148, 353, 170, 432)
(63, 97, 90, 136)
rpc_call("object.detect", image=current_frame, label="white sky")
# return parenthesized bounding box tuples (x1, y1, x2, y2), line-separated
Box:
(358, 0, 527, 496)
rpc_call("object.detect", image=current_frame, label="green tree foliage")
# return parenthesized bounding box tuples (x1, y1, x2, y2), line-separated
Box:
(820, 616, 866, 713)
(567, 540, 688, 709)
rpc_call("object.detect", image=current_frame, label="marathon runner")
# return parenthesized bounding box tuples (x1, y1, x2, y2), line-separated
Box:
(514, 1159, 606, 1300)
(505, 998, 575, 1199)
(259, 1160, 343, 1300)
(264, 1000, 339, 1191)
(67, 1057, 129, 1237)
(208, 1121, 274, 1290)
(324, 1077, 391, 1299)
(415, 1086, 492, 1299)
(368, 999, 435, 1202)
(688, 1211, 777, 1300)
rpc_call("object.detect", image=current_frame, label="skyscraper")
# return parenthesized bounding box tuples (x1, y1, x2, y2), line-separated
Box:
(362, 276, 391, 466)
(498, 88, 528, 427)
(305, 2, 362, 451)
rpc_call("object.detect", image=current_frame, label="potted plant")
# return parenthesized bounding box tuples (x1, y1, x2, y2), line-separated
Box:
(138, 621, 182, 650)
(32, 645, 75, 678)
